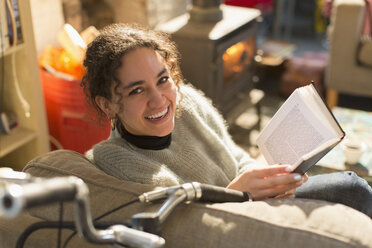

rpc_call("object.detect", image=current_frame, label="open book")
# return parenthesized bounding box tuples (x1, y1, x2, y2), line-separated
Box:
(256, 83, 345, 174)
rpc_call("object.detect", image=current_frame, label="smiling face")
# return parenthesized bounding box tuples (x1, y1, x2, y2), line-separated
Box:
(102, 47, 177, 137)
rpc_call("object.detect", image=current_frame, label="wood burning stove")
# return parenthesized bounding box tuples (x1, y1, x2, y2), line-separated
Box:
(156, 0, 261, 119)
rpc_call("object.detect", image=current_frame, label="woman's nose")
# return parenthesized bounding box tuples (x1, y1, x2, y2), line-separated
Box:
(148, 88, 165, 108)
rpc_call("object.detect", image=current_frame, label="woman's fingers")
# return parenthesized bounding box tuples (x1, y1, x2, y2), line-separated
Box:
(251, 172, 305, 190)
(252, 181, 303, 200)
(303, 173, 309, 182)
(227, 164, 307, 200)
(247, 164, 293, 178)
(286, 188, 297, 195)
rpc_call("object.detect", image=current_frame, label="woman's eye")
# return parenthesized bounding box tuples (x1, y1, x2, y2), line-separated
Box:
(158, 76, 169, 84)
(129, 87, 143, 96)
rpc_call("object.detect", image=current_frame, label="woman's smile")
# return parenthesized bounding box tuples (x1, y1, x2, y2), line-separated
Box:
(145, 107, 170, 121)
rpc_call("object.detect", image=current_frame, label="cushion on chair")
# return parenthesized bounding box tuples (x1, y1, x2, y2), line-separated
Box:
(0, 149, 371, 248)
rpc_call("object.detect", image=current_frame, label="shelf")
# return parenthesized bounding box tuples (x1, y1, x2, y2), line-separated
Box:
(0, 43, 25, 57)
(0, 127, 37, 158)
(0, 0, 50, 169)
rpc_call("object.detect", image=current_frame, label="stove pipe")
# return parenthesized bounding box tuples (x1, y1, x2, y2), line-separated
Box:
(189, 0, 223, 22)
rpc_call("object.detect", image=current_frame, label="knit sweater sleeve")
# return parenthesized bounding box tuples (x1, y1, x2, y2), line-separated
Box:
(180, 84, 265, 175)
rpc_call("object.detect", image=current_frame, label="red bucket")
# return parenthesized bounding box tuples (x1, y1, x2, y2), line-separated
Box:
(40, 69, 110, 154)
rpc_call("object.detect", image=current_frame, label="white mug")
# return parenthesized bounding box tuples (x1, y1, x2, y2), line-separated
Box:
(341, 139, 366, 164)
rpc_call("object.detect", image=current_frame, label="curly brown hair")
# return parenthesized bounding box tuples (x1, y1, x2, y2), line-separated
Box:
(81, 23, 184, 123)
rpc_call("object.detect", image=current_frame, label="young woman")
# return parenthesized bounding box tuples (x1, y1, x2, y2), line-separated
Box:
(83, 23, 372, 216)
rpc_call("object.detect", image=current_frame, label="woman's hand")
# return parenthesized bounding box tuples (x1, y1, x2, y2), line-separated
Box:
(227, 164, 307, 201)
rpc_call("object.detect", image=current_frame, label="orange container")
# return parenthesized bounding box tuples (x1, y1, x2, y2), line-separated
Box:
(40, 69, 110, 154)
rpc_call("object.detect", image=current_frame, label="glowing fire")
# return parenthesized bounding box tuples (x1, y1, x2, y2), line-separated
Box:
(223, 37, 255, 82)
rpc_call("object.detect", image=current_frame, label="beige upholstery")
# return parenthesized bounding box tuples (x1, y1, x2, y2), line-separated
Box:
(326, 0, 372, 108)
(0, 150, 372, 247)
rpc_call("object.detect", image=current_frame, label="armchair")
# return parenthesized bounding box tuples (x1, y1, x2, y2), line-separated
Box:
(326, 0, 372, 108)
(0, 150, 372, 247)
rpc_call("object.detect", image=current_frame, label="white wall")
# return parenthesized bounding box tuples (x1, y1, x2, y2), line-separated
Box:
(29, 0, 65, 55)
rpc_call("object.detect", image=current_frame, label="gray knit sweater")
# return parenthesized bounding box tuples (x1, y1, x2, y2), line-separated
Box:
(86, 84, 261, 187)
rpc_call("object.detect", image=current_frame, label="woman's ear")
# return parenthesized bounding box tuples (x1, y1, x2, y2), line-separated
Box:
(95, 96, 115, 117)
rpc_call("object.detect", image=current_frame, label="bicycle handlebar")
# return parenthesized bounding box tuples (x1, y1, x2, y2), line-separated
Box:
(0, 168, 32, 184)
(134, 182, 251, 235)
(0, 171, 165, 248)
(198, 183, 251, 202)
(0, 176, 80, 218)
(0, 172, 250, 247)
(139, 182, 251, 203)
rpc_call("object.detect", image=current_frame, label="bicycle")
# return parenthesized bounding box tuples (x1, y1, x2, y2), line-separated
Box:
(0, 168, 251, 247)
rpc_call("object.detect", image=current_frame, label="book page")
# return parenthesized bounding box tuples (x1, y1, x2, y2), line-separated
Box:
(298, 85, 343, 137)
(257, 89, 337, 165)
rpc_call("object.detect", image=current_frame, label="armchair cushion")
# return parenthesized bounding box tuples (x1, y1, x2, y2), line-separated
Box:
(0, 149, 372, 248)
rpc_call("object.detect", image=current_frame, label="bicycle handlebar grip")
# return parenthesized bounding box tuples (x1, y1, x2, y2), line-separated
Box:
(111, 224, 165, 248)
(0, 176, 80, 218)
(198, 183, 251, 203)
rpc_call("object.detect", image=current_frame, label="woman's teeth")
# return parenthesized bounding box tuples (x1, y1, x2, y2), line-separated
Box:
(146, 108, 168, 120)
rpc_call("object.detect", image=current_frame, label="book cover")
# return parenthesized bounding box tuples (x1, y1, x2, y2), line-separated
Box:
(5, 0, 23, 45)
(292, 138, 341, 174)
(0, 0, 9, 51)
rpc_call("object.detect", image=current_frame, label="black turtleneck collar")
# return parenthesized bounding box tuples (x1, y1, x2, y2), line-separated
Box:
(118, 124, 172, 150)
